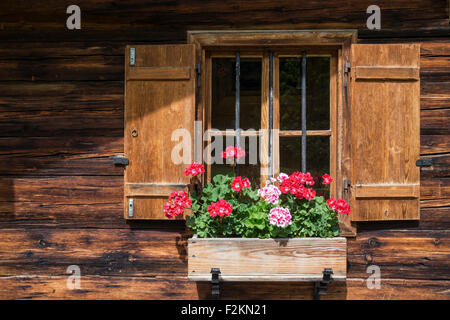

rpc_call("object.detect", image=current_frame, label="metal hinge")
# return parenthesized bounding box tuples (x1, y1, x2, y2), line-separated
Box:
(343, 61, 351, 101)
(196, 63, 201, 88)
(344, 61, 351, 74)
(416, 158, 433, 168)
(129, 48, 135, 66)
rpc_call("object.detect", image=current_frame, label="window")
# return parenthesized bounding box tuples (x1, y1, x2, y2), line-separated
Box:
(122, 32, 421, 231)
(204, 49, 338, 199)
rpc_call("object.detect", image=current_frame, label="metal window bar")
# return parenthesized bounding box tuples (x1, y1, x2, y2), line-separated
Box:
(268, 51, 274, 178)
(301, 51, 307, 172)
(235, 52, 240, 176)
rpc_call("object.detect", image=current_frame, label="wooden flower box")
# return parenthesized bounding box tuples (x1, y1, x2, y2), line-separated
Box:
(188, 236, 347, 281)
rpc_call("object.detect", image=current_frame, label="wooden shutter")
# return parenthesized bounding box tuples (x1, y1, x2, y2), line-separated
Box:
(124, 45, 196, 219)
(350, 44, 420, 221)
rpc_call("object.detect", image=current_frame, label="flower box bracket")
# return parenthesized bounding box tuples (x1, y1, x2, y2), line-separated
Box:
(208, 267, 335, 300)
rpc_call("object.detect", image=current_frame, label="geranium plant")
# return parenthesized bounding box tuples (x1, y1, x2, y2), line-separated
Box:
(164, 147, 350, 239)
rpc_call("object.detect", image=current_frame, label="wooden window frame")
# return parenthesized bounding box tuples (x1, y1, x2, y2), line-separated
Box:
(188, 30, 357, 236)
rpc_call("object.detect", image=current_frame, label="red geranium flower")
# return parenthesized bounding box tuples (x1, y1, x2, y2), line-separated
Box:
(164, 190, 192, 219)
(326, 197, 350, 216)
(230, 176, 250, 191)
(184, 162, 205, 177)
(279, 172, 315, 199)
(322, 174, 333, 185)
(208, 199, 233, 218)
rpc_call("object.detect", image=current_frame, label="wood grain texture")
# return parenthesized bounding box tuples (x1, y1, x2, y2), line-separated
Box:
(188, 237, 347, 281)
(355, 66, 420, 80)
(0, 228, 189, 277)
(0, 1, 448, 300)
(347, 230, 450, 280)
(346, 279, 450, 300)
(351, 44, 421, 221)
(124, 44, 196, 219)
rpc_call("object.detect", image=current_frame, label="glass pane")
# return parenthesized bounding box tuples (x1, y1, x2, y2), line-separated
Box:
(279, 136, 330, 176)
(279, 57, 330, 131)
(209, 135, 261, 187)
(211, 58, 262, 130)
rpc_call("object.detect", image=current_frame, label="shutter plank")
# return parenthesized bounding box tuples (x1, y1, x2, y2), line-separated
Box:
(351, 44, 421, 221)
(124, 44, 196, 219)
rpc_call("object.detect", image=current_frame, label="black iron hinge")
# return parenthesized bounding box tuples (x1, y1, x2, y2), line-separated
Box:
(416, 158, 433, 168)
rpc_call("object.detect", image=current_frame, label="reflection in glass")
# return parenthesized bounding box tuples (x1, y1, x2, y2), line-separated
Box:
(279, 136, 330, 176)
(279, 57, 330, 131)
(211, 58, 262, 130)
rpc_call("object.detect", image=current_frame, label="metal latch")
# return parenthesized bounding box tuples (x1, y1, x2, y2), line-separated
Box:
(416, 158, 433, 168)
(112, 155, 129, 166)
(128, 199, 134, 218)
(129, 48, 135, 66)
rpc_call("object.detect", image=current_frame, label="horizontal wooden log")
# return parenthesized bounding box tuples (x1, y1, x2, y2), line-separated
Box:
(0, 56, 123, 81)
(420, 108, 450, 135)
(0, 276, 199, 300)
(0, 137, 123, 176)
(420, 55, 450, 82)
(420, 177, 450, 202)
(0, 0, 447, 36)
(0, 228, 189, 277)
(0, 275, 447, 299)
(0, 82, 124, 137)
(421, 135, 450, 154)
(0, 176, 123, 204)
(420, 42, 450, 56)
(0, 275, 351, 300)
(347, 230, 450, 280)
(0, 81, 123, 112)
(421, 81, 450, 111)
(346, 278, 450, 300)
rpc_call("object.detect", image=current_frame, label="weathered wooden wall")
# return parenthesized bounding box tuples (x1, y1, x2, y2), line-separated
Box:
(0, 0, 448, 299)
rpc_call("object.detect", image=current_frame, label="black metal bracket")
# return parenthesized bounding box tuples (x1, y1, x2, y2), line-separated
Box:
(211, 268, 221, 300)
(416, 158, 433, 168)
(314, 268, 333, 300)
(112, 155, 129, 166)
